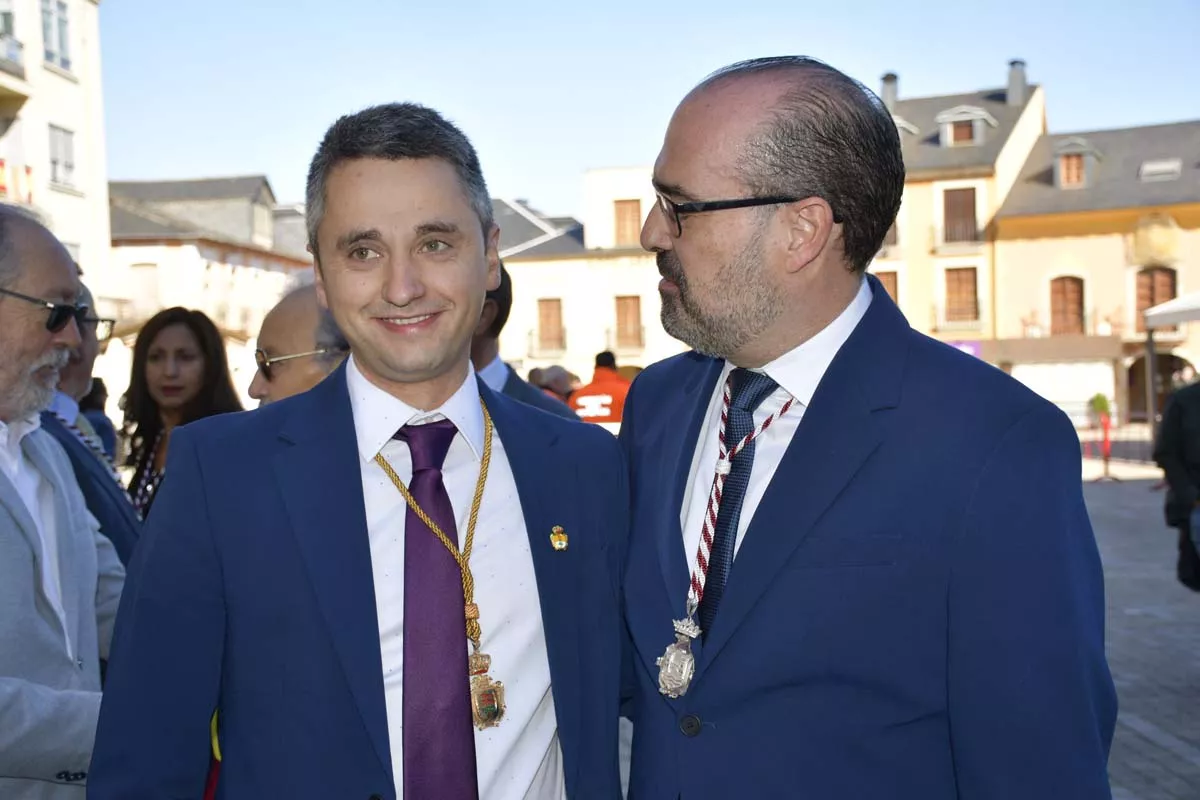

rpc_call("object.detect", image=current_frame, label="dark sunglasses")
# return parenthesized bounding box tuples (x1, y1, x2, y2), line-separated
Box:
(654, 190, 843, 237)
(255, 348, 331, 381)
(0, 287, 89, 332)
(83, 316, 116, 342)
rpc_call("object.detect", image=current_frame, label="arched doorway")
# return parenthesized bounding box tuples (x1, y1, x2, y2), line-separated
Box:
(1127, 353, 1193, 421)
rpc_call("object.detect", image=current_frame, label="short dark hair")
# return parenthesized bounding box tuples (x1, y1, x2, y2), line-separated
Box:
(595, 350, 617, 369)
(482, 262, 512, 339)
(304, 102, 494, 257)
(697, 56, 905, 272)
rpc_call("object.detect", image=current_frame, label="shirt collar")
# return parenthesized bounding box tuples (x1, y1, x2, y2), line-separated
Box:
(0, 413, 42, 456)
(476, 353, 510, 394)
(345, 353, 486, 464)
(733, 276, 873, 407)
(49, 391, 79, 422)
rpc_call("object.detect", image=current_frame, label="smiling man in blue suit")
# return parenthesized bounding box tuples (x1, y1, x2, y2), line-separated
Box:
(89, 103, 627, 799)
(619, 56, 1117, 799)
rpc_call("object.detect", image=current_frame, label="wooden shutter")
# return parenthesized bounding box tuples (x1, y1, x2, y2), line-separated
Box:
(952, 120, 974, 144)
(537, 298, 564, 350)
(943, 188, 977, 243)
(1136, 267, 1177, 332)
(614, 200, 642, 247)
(875, 271, 899, 304)
(944, 267, 978, 322)
(1060, 154, 1084, 186)
(615, 295, 642, 348)
(1050, 276, 1084, 335)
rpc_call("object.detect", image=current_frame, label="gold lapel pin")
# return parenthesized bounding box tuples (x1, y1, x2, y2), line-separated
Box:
(550, 526, 568, 551)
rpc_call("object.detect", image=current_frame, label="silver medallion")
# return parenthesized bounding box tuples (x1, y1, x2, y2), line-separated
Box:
(656, 615, 701, 698)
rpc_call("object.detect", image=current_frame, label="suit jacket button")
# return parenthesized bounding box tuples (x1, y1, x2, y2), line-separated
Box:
(679, 714, 702, 737)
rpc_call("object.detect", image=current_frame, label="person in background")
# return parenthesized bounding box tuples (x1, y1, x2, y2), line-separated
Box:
(539, 365, 574, 403)
(248, 283, 350, 406)
(78, 378, 117, 459)
(568, 351, 631, 424)
(1153, 380, 1200, 591)
(41, 282, 141, 566)
(0, 206, 124, 799)
(470, 263, 577, 420)
(619, 55, 1114, 798)
(120, 307, 242, 517)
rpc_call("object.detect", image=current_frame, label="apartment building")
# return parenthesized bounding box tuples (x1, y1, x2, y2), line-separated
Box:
(0, 0, 110, 287)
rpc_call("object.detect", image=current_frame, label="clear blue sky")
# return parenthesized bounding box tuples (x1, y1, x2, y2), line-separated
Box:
(101, 0, 1200, 218)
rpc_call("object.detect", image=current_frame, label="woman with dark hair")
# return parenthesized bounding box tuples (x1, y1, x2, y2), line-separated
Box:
(122, 307, 242, 515)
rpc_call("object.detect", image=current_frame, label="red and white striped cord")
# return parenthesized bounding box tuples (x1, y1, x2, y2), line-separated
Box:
(686, 374, 794, 611)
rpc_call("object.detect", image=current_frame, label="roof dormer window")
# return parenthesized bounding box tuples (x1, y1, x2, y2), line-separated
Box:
(1053, 136, 1100, 189)
(935, 106, 998, 148)
(1139, 158, 1182, 182)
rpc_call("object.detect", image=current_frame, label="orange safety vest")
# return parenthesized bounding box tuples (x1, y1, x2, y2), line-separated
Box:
(568, 367, 631, 423)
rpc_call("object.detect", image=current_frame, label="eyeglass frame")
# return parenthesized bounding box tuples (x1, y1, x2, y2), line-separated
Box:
(654, 190, 843, 237)
(0, 286, 89, 333)
(255, 348, 333, 381)
(82, 316, 116, 342)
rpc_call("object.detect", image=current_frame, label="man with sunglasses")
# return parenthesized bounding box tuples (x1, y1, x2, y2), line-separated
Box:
(248, 283, 350, 406)
(40, 280, 140, 566)
(0, 208, 125, 799)
(618, 57, 1115, 798)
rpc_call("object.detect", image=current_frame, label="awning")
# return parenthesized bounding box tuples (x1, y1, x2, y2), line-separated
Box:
(1144, 292, 1200, 329)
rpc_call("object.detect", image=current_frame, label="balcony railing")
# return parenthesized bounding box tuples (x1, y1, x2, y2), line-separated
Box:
(0, 34, 24, 80)
(932, 222, 984, 252)
(527, 328, 567, 358)
(932, 301, 981, 331)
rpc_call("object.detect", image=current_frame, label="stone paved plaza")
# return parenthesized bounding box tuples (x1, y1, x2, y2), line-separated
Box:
(1087, 473, 1200, 799)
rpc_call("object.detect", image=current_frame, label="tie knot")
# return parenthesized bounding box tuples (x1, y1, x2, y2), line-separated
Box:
(729, 368, 779, 414)
(393, 418, 458, 472)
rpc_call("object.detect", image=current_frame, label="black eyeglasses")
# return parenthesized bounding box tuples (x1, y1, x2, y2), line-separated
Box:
(255, 348, 332, 381)
(655, 190, 842, 237)
(83, 316, 115, 342)
(0, 287, 89, 333)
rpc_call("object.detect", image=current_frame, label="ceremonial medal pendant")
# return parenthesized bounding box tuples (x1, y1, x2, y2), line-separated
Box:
(468, 651, 506, 729)
(656, 615, 701, 698)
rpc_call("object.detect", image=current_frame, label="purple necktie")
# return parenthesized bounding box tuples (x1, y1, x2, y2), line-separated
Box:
(394, 419, 479, 799)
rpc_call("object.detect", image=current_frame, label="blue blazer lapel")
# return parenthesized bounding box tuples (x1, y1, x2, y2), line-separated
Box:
(272, 364, 392, 780)
(697, 278, 909, 671)
(479, 380, 584, 786)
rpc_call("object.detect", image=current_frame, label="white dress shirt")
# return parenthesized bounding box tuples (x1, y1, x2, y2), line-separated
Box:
(477, 353, 510, 394)
(0, 414, 70, 658)
(346, 355, 565, 800)
(680, 278, 873, 565)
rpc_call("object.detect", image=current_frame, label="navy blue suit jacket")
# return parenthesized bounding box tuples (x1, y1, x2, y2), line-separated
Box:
(88, 364, 628, 799)
(501, 364, 579, 420)
(618, 277, 1117, 799)
(39, 411, 141, 566)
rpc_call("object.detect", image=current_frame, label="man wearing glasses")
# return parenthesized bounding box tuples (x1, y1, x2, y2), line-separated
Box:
(0, 208, 124, 798)
(618, 57, 1115, 798)
(41, 280, 140, 567)
(248, 283, 349, 406)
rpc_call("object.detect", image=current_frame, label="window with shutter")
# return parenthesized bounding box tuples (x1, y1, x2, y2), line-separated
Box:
(614, 200, 642, 247)
(944, 267, 978, 322)
(942, 188, 977, 243)
(875, 271, 899, 305)
(537, 298, 565, 351)
(1050, 276, 1084, 335)
(1136, 267, 1177, 332)
(614, 296, 642, 349)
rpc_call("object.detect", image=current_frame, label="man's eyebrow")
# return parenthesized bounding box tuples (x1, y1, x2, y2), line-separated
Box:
(414, 220, 460, 237)
(335, 228, 383, 250)
(651, 178, 700, 202)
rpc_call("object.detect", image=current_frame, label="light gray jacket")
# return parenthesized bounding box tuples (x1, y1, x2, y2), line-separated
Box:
(0, 427, 124, 799)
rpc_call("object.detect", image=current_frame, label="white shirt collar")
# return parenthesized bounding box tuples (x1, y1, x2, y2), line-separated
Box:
(0, 413, 41, 463)
(49, 391, 79, 422)
(345, 353, 486, 464)
(476, 353, 510, 394)
(734, 276, 873, 407)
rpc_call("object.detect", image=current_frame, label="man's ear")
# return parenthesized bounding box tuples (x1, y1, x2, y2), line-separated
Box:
(474, 299, 498, 337)
(783, 197, 837, 274)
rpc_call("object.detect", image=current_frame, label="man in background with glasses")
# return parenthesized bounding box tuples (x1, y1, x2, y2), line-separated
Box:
(41, 279, 140, 567)
(618, 57, 1115, 798)
(0, 207, 124, 799)
(248, 282, 349, 406)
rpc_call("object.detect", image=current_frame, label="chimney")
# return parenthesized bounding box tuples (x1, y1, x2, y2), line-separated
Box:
(1007, 59, 1027, 106)
(880, 72, 898, 113)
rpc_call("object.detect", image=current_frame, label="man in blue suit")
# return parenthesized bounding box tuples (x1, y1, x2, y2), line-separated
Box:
(89, 103, 627, 799)
(619, 56, 1117, 799)
(471, 263, 578, 421)
(41, 281, 140, 566)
